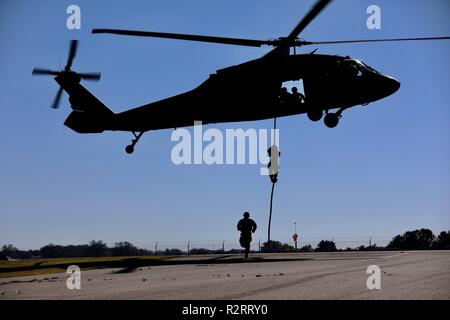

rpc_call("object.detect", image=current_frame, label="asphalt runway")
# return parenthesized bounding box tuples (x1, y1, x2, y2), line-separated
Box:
(1, 251, 449, 299)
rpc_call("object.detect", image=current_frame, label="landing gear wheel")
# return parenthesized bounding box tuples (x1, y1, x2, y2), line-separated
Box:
(125, 145, 134, 154)
(307, 110, 323, 122)
(124, 131, 145, 154)
(324, 113, 339, 128)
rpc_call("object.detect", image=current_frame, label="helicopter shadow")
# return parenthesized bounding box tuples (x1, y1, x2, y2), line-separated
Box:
(110, 255, 311, 274)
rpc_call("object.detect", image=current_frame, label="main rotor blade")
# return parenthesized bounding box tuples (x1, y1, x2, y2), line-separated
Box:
(303, 36, 450, 45)
(51, 87, 63, 109)
(92, 29, 270, 47)
(287, 0, 332, 41)
(78, 72, 101, 81)
(66, 40, 78, 70)
(32, 68, 60, 76)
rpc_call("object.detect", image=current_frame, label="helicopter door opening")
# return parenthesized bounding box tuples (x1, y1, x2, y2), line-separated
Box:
(281, 80, 305, 96)
(280, 79, 306, 105)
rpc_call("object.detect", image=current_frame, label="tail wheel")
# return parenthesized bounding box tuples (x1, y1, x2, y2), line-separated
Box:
(125, 145, 134, 154)
(124, 131, 144, 154)
(324, 113, 339, 128)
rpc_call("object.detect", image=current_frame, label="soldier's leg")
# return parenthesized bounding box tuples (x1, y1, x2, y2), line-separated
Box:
(241, 234, 250, 257)
(239, 234, 246, 248)
(245, 235, 252, 258)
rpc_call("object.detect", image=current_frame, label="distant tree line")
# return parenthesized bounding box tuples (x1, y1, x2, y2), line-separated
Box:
(0, 241, 183, 260)
(261, 229, 450, 253)
(386, 229, 450, 250)
(1, 229, 449, 260)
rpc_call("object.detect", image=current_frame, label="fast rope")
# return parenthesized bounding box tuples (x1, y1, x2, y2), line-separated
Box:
(267, 117, 279, 250)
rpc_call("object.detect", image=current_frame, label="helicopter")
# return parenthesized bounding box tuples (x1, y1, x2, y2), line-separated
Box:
(32, 0, 450, 154)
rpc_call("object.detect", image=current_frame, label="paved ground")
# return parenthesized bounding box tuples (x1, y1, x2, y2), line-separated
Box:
(1, 251, 449, 299)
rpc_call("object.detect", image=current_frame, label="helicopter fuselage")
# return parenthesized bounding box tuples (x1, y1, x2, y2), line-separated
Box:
(109, 53, 400, 132)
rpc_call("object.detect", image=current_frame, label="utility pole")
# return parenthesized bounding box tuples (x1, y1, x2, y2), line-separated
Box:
(222, 240, 225, 253)
(259, 239, 261, 252)
(187, 240, 190, 255)
(154, 241, 158, 256)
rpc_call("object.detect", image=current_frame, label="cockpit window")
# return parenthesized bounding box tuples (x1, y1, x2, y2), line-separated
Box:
(360, 61, 380, 74)
(339, 60, 361, 77)
(339, 59, 380, 76)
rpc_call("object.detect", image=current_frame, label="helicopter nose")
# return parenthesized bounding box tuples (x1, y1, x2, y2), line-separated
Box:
(383, 75, 401, 96)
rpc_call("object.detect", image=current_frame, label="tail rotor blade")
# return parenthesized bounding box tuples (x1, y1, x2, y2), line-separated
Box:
(66, 40, 78, 70)
(32, 68, 60, 76)
(51, 87, 63, 109)
(79, 72, 101, 81)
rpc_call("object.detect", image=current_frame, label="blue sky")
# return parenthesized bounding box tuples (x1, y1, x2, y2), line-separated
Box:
(0, 0, 449, 250)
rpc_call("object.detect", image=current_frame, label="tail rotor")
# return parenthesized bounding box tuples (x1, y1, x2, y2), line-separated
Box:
(32, 40, 101, 109)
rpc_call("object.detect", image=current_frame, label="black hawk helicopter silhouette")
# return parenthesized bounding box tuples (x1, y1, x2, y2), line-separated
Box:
(32, 0, 450, 154)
